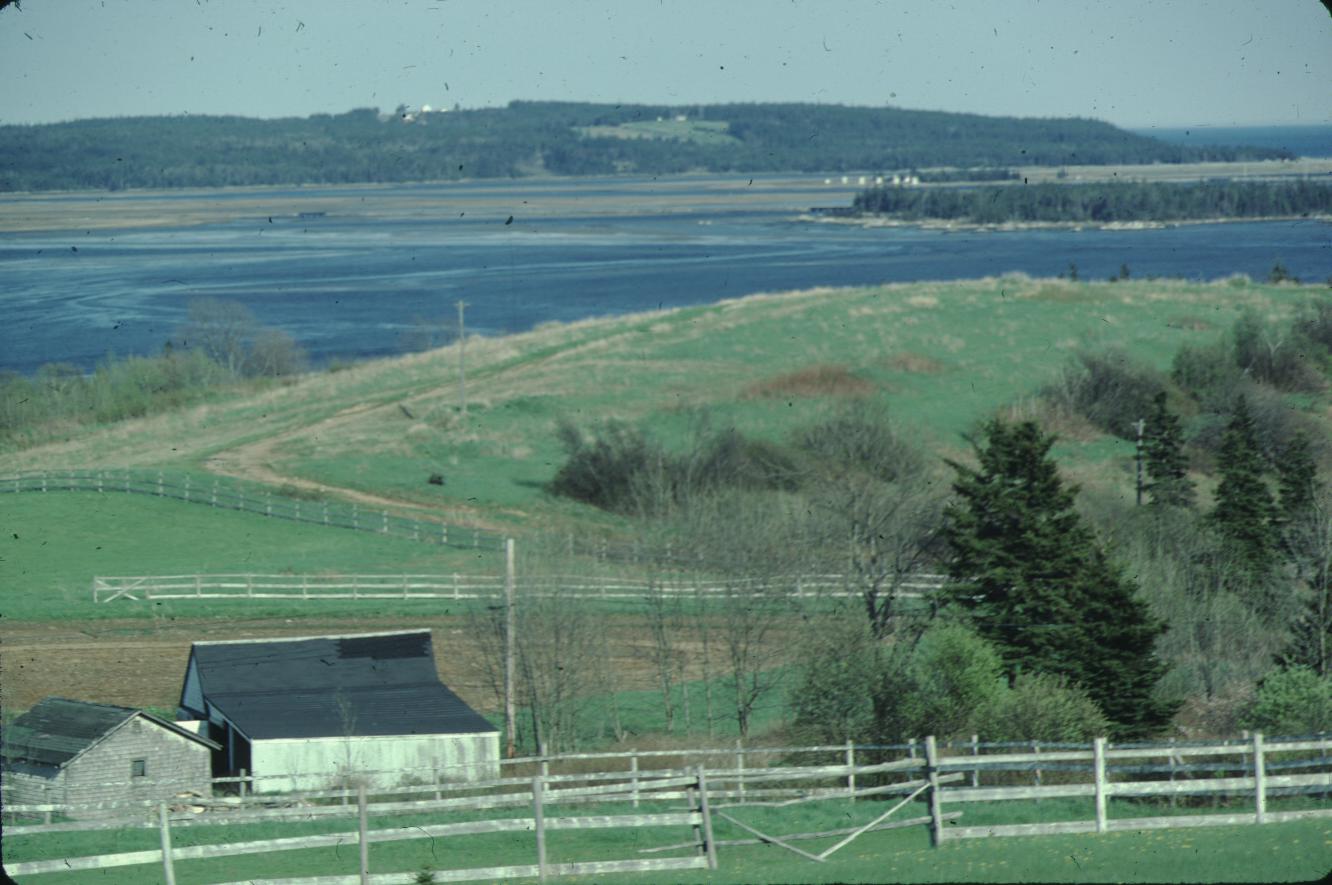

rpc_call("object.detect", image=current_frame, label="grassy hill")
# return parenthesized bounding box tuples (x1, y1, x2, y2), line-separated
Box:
(4, 274, 1325, 586)
(0, 101, 1289, 191)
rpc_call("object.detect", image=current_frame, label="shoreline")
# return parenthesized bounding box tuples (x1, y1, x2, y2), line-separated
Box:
(797, 212, 1332, 233)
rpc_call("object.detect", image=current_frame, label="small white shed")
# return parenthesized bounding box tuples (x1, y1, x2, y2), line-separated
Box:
(177, 630, 499, 794)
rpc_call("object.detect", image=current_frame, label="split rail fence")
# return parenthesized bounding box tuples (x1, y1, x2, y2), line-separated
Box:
(91, 572, 947, 604)
(5, 734, 1329, 881)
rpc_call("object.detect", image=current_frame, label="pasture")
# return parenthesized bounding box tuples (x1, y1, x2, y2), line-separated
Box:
(2, 276, 1319, 537)
(5, 796, 1328, 883)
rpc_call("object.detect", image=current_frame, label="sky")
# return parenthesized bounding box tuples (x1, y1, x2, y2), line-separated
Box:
(0, 0, 1329, 129)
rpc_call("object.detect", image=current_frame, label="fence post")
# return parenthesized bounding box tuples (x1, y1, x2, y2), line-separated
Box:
(240, 768, 248, 799)
(631, 753, 640, 808)
(41, 471, 47, 492)
(1254, 732, 1267, 824)
(246, 576, 253, 599)
(353, 503, 359, 529)
(184, 475, 191, 502)
(441, 523, 447, 545)
(382, 510, 388, 534)
(540, 742, 550, 781)
(266, 492, 272, 517)
(433, 766, 441, 802)
(124, 471, 131, 494)
(1033, 740, 1043, 791)
(323, 502, 329, 525)
(532, 776, 548, 885)
(158, 801, 177, 885)
(970, 734, 980, 788)
(358, 783, 370, 885)
(302, 575, 309, 600)
(696, 766, 719, 870)
(195, 575, 201, 598)
(157, 470, 163, 496)
(1093, 737, 1108, 833)
(736, 739, 746, 800)
(925, 735, 944, 847)
(1168, 737, 1178, 808)
(845, 739, 856, 799)
(212, 480, 218, 507)
(97, 472, 104, 493)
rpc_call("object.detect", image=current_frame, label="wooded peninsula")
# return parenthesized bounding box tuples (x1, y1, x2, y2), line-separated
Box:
(0, 101, 1289, 192)
(848, 179, 1332, 224)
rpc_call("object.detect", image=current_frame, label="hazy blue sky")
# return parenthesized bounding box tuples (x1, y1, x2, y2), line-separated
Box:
(1, 0, 1328, 128)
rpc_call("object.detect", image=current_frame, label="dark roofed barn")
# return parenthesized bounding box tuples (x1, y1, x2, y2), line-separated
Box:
(177, 630, 499, 793)
(2, 697, 218, 820)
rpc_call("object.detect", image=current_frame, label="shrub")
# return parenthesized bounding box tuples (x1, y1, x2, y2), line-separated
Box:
(1242, 667, 1332, 736)
(1172, 338, 1243, 411)
(1042, 348, 1166, 439)
(547, 419, 665, 514)
(1232, 308, 1323, 392)
(877, 622, 1008, 742)
(982, 672, 1110, 742)
(689, 427, 800, 494)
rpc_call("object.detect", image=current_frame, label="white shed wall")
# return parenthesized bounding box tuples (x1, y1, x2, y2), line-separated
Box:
(249, 732, 500, 794)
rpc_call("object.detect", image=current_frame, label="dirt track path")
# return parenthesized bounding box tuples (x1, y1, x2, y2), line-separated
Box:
(200, 400, 437, 513)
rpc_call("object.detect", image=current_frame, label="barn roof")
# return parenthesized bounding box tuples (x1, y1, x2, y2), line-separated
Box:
(2, 697, 218, 770)
(184, 630, 496, 740)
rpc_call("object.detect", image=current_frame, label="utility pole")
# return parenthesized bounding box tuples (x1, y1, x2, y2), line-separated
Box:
(504, 537, 517, 758)
(456, 299, 468, 417)
(1134, 418, 1146, 506)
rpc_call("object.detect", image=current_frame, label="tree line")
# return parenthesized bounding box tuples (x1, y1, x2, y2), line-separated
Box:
(0, 102, 1289, 192)
(527, 295, 1332, 751)
(851, 179, 1332, 223)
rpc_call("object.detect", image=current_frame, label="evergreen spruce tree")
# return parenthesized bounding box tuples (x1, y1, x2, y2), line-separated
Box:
(944, 419, 1173, 737)
(1277, 432, 1318, 529)
(1211, 395, 1279, 581)
(1142, 391, 1195, 508)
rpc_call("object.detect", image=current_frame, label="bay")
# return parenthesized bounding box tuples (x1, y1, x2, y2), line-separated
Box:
(1, 176, 1330, 375)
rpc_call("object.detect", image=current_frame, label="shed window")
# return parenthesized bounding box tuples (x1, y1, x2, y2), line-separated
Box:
(131, 759, 147, 778)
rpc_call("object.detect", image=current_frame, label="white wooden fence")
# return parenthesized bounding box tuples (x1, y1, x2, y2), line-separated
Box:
(91, 572, 948, 603)
(5, 733, 1329, 880)
(4, 770, 720, 884)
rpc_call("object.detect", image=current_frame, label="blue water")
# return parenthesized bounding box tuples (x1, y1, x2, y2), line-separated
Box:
(1133, 125, 1332, 158)
(2, 183, 1330, 374)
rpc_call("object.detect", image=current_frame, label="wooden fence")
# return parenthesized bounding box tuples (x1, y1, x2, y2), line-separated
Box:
(5, 734, 1329, 862)
(2, 469, 505, 553)
(91, 572, 948, 604)
(4, 770, 720, 884)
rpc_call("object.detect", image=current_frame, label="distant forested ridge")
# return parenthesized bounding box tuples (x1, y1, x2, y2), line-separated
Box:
(0, 102, 1291, 192)
(850, 180, 1332, 224)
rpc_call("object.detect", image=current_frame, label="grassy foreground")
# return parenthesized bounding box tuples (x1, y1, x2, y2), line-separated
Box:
(6, 800, 1328, 884)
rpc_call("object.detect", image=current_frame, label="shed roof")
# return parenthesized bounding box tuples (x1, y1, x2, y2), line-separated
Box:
(185, 630, 496, 740)
(2, 697, 218, 770)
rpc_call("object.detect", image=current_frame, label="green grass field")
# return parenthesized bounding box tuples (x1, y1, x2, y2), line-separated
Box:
(2, 492, 501, 621)
(6, 797, 1328, 884)
(4, 277, 1321, 550)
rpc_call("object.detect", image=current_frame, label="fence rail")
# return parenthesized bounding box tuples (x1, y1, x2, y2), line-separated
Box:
(5, 735, 1330, 881)
(6, 734, 1328, 827)
(91, 571, 949, 603)
(3, 469, 507, 553)
(5, 771, 720, 883)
